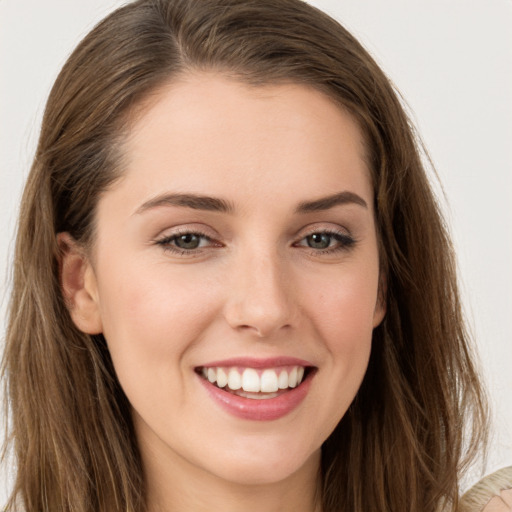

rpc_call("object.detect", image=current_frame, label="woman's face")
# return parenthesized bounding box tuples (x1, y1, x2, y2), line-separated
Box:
(74, 74, 385, 487)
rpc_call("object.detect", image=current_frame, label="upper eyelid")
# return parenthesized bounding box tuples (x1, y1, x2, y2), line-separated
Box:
(301, 226, 348, 234)
(295, 224, 352, 239)
(298, 229, 351, 239)
(156, 231, 217, 246)
(155, 224, 219, 240)
(155, 225, 352, 240)
(294, 230, 355, 246)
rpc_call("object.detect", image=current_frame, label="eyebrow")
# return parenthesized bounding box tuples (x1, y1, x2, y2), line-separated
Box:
(135, 190, 367, 215)
(295, 191, 368, 213)
(135, 193, 234, 214)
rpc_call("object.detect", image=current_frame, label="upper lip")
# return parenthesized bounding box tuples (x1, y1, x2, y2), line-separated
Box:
(197, 356, 315, 369)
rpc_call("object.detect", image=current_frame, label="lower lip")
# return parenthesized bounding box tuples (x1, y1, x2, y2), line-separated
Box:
(198, 371, 314, 421)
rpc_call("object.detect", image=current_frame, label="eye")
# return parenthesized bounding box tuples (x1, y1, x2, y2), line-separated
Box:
(295, 229, 356, 253)
(155, 230, 219, 255)
(305, 233, 334, 250)
(173, 233, 204, 250)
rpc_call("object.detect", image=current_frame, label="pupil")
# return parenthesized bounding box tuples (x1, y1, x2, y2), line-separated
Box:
(176, 234, 200, 249)
(308, 233, 330, 249)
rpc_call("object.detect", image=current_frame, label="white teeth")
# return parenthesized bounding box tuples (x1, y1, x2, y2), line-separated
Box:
(242, 368, 260, 392)
(227, 368, 242, 390)
(288, 366, 298, 388)
(260, 369, 279, 393)
(200, 365, 307, 393)
(278, 370, 289, 389)
(216, 368, 228, 388)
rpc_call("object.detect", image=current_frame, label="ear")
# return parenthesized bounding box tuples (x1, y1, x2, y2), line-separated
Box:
(373, 272, 387, 328)
(58, 232, 103, 334)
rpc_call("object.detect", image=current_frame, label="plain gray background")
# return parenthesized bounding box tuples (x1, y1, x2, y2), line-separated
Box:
(1, 0, 511, 503)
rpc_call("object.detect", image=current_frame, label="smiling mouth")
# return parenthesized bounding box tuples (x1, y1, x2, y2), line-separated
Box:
(196, 365, 312, 400)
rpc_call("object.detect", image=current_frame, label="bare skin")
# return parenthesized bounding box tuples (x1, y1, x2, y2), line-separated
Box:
(483, 489, 512, 512)
(60, 73, 384, 512)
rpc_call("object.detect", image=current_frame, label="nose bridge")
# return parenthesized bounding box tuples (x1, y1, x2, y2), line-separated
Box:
(224, 243, 293, 337)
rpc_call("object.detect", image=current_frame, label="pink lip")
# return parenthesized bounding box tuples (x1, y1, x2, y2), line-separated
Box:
(197, 363, 316, 422)
(200, 356, 314, 369)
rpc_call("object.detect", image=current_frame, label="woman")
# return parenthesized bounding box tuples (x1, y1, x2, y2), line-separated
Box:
(1, 0, 507, 510)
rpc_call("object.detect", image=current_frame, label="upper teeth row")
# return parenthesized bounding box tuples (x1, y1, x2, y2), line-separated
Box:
(201, 366, 305, 393)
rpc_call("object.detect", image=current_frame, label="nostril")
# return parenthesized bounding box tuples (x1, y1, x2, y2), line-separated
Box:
(222, 265, 294, 336)
(236, 322, 292, 338)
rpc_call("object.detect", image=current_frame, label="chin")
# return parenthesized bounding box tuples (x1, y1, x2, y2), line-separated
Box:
(200, 442, 321, 486)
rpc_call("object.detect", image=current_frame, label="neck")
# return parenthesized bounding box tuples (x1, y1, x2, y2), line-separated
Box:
(147, 471, 323, 512)
(141, 435, 322, 512)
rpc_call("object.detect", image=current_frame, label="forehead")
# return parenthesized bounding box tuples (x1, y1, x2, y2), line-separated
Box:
(114, 72, 372, 212)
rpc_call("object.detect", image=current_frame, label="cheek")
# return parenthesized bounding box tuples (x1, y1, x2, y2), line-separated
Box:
(303, 262, 379, 347)
(95, 259, 221, 388)
(291, 266, 377, 440)
(300, 260, 377, 399)
(319, 284, 374, 383)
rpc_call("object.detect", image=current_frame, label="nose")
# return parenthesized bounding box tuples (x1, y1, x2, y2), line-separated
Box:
(223, 249, 295, 338)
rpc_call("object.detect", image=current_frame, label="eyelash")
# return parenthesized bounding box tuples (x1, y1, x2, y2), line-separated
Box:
(294, 229, 356, 254)
(155, 228, 356, 256)
(155, 229, 218, 256)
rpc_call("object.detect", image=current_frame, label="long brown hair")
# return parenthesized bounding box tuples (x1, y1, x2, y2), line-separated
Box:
(2, 0, 488, 510)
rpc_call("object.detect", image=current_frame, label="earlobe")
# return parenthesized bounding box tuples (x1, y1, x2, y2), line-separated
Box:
(373, 298, 386, 328)
(58, 233, 103, 335)
(373, 273, 387, 328)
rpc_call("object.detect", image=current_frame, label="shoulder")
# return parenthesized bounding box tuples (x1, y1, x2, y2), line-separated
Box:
(459, 467, 512, 512)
